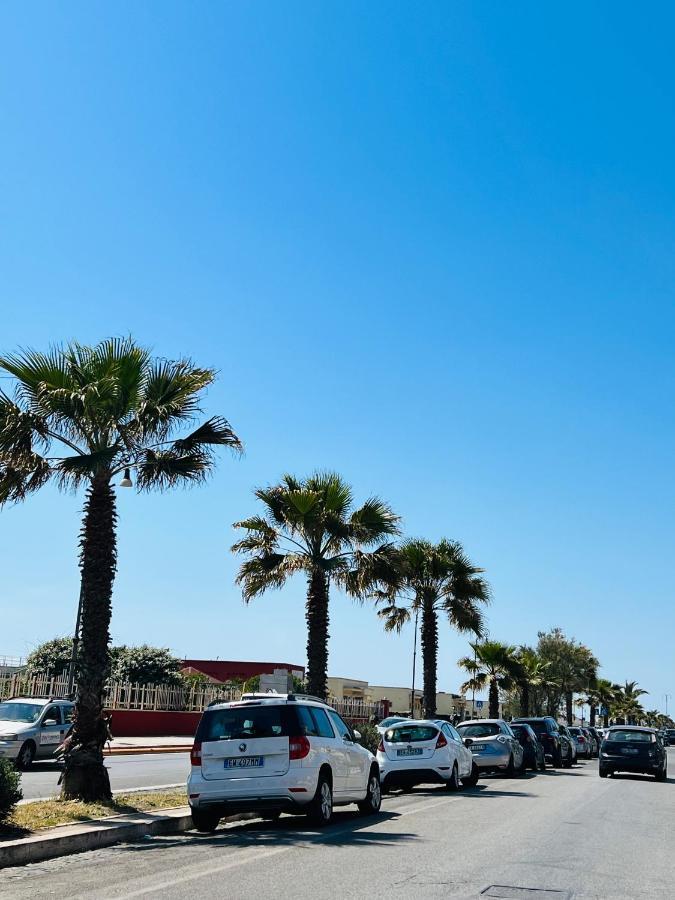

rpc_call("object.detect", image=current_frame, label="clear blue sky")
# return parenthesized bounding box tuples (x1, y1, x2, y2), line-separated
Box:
(1, 3, 674, 712)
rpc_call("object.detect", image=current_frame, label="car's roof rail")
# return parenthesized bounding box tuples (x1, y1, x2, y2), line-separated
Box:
(287, 693, 327, 705)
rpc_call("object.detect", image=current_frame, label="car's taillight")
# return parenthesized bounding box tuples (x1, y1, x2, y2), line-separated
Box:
(435, 731, 447, 749)
(578, 736, 586, 743)
(377, 738, 384, 753)
(190, 741, 202, 767)
(289, 735, 310, 760)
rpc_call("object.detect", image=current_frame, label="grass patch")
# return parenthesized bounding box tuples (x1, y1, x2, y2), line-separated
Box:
(5, 790, 186, 834)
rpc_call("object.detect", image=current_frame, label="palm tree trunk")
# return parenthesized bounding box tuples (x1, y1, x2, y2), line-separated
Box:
(61, 474, 117, 801)
(520, 683, 530, 717)
(488, 677, 500, 718)
(305, 568, 329, 700)
(565, 691, 574, 725)
(420, 593, 437, 717)
(589, 703, 596, 727)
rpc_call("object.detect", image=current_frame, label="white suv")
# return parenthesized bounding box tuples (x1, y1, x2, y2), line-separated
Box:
(187, 693, 381, 832)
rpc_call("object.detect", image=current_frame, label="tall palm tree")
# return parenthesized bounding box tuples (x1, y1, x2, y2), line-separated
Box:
(0, 339, 241, 800)
(459, 640, 521, 719)
(232, 472, 399, 700)
(375, 539, 489, 718)
(614, 680, 648, 725)
(516, 647, 553, 717)
(593, 678, 620, 726)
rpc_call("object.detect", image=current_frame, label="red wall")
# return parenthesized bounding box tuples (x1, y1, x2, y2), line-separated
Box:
(182, 659, 304, 682)
(108, 709, 201, 738)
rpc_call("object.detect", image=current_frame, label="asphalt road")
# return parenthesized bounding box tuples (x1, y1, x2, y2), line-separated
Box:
(2, 751, 674, 899)
(19, 752, 190, 799)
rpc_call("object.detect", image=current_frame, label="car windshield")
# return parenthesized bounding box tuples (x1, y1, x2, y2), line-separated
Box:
(457, 723, 501, 738)
(0, 702, 42, 723)
(516, 720, 550, 735)
(379, 717, 407, 729)
(198, 705, 294, 741)
(386, 725, 438, 743)
(606, 730, 654, 743)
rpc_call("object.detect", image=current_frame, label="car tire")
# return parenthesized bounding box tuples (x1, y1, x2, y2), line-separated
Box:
(445, 763, 460, 791)
(15, 741, 36, 771)
(358, 767, 382, 815)
(307, 773, 333, 826)
(553, 748, 563, 768)
(599, 767, 609, 778)
(538, 755, 546, 772)
(191, 808, 221, 832)
(461, 762, 480, 788)
(655, 765, 667, 782)
(505, 754, 516, 777)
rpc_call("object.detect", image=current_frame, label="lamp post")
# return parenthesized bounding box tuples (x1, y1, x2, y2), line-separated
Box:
(665, 694, 671, 717)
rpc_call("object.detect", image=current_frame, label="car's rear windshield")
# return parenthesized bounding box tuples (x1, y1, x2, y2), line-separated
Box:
(605, 730, 654, 743)
(457, 723, 501, 737)
(197, 704, 296, 741)
(517, 719, 553, 735)
(379, 717, 407, 729)
(569, 728, 582, 735)
(0, 702, 42, 723)
(386, 725, 438, 743)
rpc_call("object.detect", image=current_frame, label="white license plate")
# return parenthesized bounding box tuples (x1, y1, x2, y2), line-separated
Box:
(224, 756, 264, 769)
(471, 744, 487, 752)
(622, 748, 639, 755)
(397, 747, 423, 757)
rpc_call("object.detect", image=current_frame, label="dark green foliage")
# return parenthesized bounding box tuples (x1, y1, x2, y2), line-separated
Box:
(110, 645, 182, 685)
(0, 759, 22, 825)
(351, 721, 380, 755)
(26, 636, 74, 677)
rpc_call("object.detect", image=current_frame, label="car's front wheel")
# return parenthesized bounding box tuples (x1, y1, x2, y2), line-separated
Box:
(599, 767, 610, 778)
(445, 763, 460, 791)
(461, 762, 480, 788)
(358, 768, 382, 815)
(191, 808, 221, 833)
(655, 765, 667, 782)
(307, 773, 333, 826)
(15, 741, 36, 771)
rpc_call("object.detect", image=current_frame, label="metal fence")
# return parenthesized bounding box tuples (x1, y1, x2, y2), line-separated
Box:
(0, 673, 387, 720)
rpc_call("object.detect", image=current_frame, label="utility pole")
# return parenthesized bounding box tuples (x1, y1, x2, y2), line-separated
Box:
(665, 694, 671, 717)
(410, 607, 419, 717)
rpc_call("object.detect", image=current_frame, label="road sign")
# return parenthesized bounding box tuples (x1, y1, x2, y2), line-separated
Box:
(476, 700, 484, 710)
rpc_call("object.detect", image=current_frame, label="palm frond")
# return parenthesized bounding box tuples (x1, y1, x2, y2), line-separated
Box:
(135, 449, 212, 490)
(376, 604, 411, 633)
(348, 497, 401, 545)
(173, 416, 242, 454)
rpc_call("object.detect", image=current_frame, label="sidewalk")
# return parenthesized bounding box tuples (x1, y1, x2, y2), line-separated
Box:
(106, 735, 192, 755)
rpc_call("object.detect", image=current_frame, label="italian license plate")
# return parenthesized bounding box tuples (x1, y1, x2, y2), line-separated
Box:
(224, 756, 264, 769)
(622, 748, 638, 755)
(471, 744, 486, 752)
(397, 747, 423, 757)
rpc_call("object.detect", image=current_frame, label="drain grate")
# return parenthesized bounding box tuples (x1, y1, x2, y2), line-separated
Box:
(481, 887, 570, 899)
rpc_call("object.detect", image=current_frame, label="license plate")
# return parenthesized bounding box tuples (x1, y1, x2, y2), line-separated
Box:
(471, 744, 487, 752)
(397, 747, 423, 757)
(224, 756, 264, 769)
(622, 748, 639, 755)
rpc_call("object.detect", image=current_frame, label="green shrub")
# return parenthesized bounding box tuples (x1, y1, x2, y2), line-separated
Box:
(351, 721, 380, 755)
(0, 758, 22, 826)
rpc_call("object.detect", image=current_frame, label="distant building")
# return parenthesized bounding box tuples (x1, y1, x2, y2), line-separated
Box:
(327, 675, 466, 717)
(181, 659, 304, 685)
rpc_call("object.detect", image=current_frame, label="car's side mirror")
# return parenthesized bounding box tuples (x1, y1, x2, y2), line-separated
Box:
(43, 717, 58, 726)
(463, 738, 473, 747)
(353, 730, 361, 741)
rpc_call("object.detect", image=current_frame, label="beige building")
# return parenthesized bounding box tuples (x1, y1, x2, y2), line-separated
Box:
(327, 676, 467, 718)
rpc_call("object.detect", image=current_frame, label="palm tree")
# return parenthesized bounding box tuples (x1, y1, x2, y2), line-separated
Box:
(593, 678, 620, 726)
(614, 680, 647, 725)
(375, 539, 489, 718)
(459, 640, 521, 719)
(232, 472, 399, 700)
(0, 339, 241, 800)
(516, 647, 553, 717)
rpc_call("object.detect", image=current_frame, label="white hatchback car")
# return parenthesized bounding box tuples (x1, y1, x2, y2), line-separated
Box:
(0, 697, 74, 769)
(187, 693, 381, 831)
(377, 719, 478, 791)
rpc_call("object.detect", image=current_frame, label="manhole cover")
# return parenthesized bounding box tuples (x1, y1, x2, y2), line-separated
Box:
(481, 888, 570, 899)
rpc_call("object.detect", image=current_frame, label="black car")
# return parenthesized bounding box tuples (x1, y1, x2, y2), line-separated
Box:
(512, 716, 570, 768)
(557, 724, 577, 766)
(666, 729, 675, 747)
(510, 722, 546, 772)
(599, 726, 667, 780)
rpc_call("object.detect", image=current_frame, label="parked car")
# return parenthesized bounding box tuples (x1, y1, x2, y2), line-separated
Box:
(456, 719, 525, 776)
(666, 729, 675, 746)
(582, 727, 599, 758)
(599, 726, 667, 780)
(0, 697, 74, 769)
(509, 722, 546, 772)
(557, 724, 577, 766)
(512, 717, 567, 768)
(187, 692, 382, 832)
(376, 715, 409, 735)
(568, 726, 592, 759)
(587, 726, 602, 755)
(377, 719, 478, 791)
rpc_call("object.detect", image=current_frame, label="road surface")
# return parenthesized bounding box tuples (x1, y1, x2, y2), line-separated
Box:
(2, 751, 673, 898)
(19, 752, 190, 799)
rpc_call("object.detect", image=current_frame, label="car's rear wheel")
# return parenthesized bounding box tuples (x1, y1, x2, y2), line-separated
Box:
(307, 773, 333, 826)
(445, 763, 460, 791)
(191, 808, 221, 832)
(552, 748, 563, 768)
(16, 741, 36, 771)
(655, 765, 667, 782)
(505, 754, 516, 777)
(538, 755, 546, 772)
(461, 762, 480, 788)
(358, 768, 382, 815)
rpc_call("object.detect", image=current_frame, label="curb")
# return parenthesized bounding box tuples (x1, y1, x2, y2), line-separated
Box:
(105, 746, 190, 756)
(1, 806, 256, 869)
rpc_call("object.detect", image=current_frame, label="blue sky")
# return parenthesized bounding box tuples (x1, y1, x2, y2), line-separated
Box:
(1, 3, 674, 712)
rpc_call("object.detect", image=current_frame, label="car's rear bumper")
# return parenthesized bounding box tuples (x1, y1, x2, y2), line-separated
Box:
(470, 747, 511, 769)
(188, 765, 318, 809)
(381, 767, 451, 788)
(600, 757, 662, 774)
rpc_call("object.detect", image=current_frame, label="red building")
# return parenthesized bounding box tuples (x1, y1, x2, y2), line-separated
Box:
(181, 659, 305, 684)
